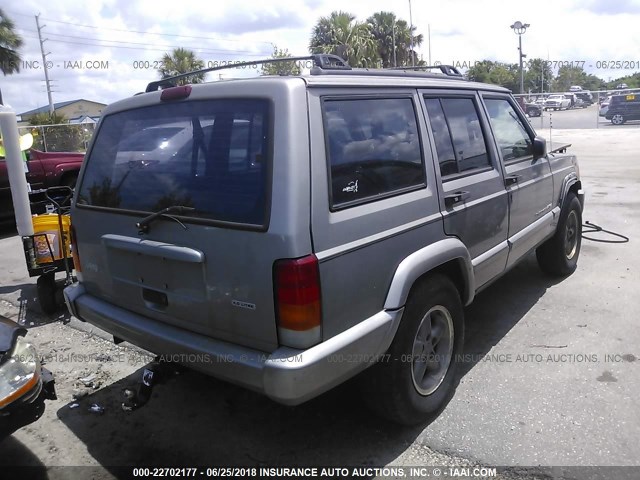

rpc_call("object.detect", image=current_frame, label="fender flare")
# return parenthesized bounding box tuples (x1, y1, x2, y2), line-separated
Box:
(559, 173, 583, 208)
(384, 237, 475, 310)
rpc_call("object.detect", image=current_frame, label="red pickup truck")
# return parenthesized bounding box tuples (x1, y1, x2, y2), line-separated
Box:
(0, 149, 84, 222)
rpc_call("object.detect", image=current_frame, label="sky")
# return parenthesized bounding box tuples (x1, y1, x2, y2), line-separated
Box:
(2, 0, 640, 115)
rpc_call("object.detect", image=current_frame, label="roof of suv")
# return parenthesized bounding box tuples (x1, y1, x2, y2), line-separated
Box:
(298, 71, 509, 92)
(137, 54, 511, 98)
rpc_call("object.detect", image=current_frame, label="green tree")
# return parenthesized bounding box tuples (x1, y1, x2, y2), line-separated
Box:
(261, 44, 301, 76)
(0, 8, 23, 75)
(309, 11, 379, 68)
(28, 112, 84, 152)
(466, 60, 519, 91)
(367, 11, 424, 68)
(523, 58, 554, 93)
(158, 48, 205, 85)
(551, 65, 605, 92)
(607, 72, 640, 89)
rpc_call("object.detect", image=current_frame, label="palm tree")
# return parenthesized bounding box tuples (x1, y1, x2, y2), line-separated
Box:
(0, 8, 23, 76)
(309, 11, 379, 68)
(367, 12, 424, 68)
(367, 12, 396, 68)
(392, 19, 423, 67)
(157, 48, 205, 85)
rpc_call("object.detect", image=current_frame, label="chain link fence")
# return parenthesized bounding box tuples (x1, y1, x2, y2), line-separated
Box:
(17, 123, 95, 152)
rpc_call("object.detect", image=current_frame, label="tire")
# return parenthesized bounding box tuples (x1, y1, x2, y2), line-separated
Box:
(536, 192, 582, 276)
(37, 273, 58, 314)
(359, 274, 464, 425)
(611, 114, 625, 125)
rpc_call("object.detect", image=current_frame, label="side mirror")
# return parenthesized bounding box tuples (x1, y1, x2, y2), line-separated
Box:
(533, 136, 546, 159)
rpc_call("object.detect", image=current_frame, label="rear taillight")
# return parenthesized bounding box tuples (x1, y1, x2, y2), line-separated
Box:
(70, 225, 81, 273)
(274, 255, 321, 347)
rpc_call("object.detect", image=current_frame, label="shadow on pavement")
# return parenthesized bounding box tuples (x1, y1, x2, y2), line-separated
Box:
(460, 253, 564, 377)
(57, 366, 420, 471)
(0, 436, 49, 477)
(0, 222, 18, 240)
(55, 254, 569, 471)
(0, 281, 71, 328)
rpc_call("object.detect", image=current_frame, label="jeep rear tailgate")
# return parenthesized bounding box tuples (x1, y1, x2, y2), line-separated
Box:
(72, 84, 311, 352)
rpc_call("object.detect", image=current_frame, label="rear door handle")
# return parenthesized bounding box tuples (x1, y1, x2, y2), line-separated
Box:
(444, 191, 470, 208)
(505, 174, 522, 186)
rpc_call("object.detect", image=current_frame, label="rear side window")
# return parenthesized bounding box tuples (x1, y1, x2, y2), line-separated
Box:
(323, 97, 425, 208)
(77, 99, 269, 227)
(424, 97, 490, 177)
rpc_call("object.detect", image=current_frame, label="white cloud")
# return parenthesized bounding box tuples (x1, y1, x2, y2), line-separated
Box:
(2, 0, 640, 114)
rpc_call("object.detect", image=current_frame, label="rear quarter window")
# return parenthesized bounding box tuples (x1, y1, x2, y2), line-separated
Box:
(77, 99, 270, 228)
(323, 97, 425, 209)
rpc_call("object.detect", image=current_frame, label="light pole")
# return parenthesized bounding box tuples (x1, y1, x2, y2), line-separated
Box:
(409, 0, 415, 66)
(393, 20, 397, 67)
(510, 21, 530, 94)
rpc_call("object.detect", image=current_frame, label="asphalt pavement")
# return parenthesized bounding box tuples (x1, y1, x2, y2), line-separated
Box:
(0, 127, 638, 473)
(528, 103, 640, 130)
(414, 128, 640, 466)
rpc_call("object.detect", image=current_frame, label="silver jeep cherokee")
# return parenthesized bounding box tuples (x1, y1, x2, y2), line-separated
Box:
(64, 55, 584, 425)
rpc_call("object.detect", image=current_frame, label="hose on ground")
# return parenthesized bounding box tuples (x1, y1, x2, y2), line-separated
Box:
(581, 221, 629, 243)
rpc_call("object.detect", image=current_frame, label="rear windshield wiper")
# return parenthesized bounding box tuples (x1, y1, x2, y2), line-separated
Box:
(136, 205, 195, 235)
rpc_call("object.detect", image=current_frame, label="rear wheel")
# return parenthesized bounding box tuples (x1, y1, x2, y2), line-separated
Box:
(359, 274, 464, 425)
(37, 273, 58, 314)
(536, 192, 582, 276)
(611, 114, 625, 125)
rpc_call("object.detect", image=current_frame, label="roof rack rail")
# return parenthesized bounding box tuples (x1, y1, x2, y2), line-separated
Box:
(145, 54, 350, 92)
(386, 64, 463, 77)
(309, 67, 467, 81)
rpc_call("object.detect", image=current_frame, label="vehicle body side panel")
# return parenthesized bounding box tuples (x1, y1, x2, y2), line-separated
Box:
(308, 87, 445, 341)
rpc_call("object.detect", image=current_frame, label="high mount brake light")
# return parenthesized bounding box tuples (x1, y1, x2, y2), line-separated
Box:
(160, 85, 192, 101)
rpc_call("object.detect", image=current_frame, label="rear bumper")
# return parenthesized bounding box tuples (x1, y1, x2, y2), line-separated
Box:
(64, 283, 402, 405)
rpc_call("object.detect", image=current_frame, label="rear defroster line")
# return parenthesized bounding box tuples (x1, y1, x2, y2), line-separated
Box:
(581, 221, 630, 243)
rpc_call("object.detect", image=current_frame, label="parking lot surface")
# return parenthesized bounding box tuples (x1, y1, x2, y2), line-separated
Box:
(0, 128, 638, 476)
(528, 103, 640, 130)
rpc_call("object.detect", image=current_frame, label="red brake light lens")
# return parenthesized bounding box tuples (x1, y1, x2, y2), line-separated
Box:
(274, 255, 321, 332)
(160, 85, 192, 101)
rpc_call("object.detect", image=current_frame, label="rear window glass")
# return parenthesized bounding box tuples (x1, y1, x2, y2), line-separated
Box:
(77, 99, 269, 227)
(611, 94, 639, 104)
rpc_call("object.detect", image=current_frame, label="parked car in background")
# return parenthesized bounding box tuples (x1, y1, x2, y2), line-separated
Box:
(573, 98, 586, 109)
(575, 91, 593, 105)
(599, 96, 612, 116)
(545, 94, 571, 110)
(564, 94, 578, 109)
(64, 56, 584, 425)
(525, 103, 542, 117)
(569, 85, 583, 92)
(0, 149, 85, 222)
(605, 93, 640, 125)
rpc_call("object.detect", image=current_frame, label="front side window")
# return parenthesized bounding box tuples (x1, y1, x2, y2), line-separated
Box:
(425, 97, 490, 177)
(484, 98, 533, 162)
(77, 99, 269, 227)
(324, 97, 425, 208)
